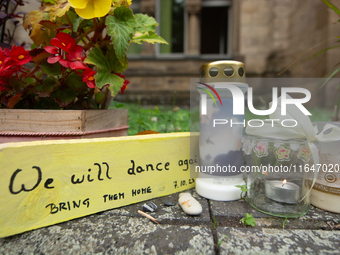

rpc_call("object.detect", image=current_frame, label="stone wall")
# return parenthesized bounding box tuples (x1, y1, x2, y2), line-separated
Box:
(237, 0, 340, 108)
(285, 0, 329, 78)
(239, 0, 275, 75)
(284, 0, 340, 108)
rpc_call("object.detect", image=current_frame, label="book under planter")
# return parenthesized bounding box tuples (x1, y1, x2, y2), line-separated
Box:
(0, 109, 128, 143)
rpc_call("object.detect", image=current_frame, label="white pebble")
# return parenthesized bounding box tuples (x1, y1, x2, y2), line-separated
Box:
(178, 193, 202, 216)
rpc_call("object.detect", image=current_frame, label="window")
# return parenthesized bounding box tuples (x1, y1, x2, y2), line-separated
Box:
(129, 0, 233, 58)
(158, 0, 185, 54)
(200, 0, 231, 55)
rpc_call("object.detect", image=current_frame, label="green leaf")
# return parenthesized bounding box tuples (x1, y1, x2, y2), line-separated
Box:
(106, 6, 137, 64)
(78, 19, 94, 31)
(8, 78, 27, 92)
(135, 14, 158, 32)
(113, 103, 125, 108)
(95, 72, 124, 97)
(42, 0, 56, 4)
(55, 88, 76, 107)
(73, 17, 83, 32)
(216, 234, 228, 247)
(35, 77, 56, 97)
(85, 46, 126, 95)
(85, 47, 111, 72)
(107, 44, 129, 73)
(240, 213, 256, 227)
(25, 77, 36, 85)
(131, 31, 168, 45)
(315, 66, 340, 91)
(235, 184, 249, 193)
(66, 72, 87, 91)
(95, 92, 104, 103)
(322, 0, 340, 17)
(309, 45, 340, 59)
(41, 60, 62, 76)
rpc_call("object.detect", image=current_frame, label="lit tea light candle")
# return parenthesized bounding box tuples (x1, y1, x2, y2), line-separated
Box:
(265, 179, 300, 204)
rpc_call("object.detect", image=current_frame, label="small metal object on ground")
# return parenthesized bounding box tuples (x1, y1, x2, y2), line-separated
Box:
(142, 202, 158, 212)
(163, 200, 176, 206)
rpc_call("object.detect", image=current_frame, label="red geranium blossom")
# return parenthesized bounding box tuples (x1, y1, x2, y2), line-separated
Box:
(44, 46, 60, 62)
(0, 48, 8, 65)
(45, 32, 78, 67)
(0, 47, 22, 78)
(0, 58, 14, 77)
(9, 45, 31, 65)
(121, 79, 129, 94)
(82, 68, 96, 88)
(115, 73, 129, 94)
(67, 45, 87, 70)
(44, 45, 69, 67)
(50, 32, 76, 53)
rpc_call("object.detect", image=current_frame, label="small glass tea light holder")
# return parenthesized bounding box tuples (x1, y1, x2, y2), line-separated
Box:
(243, 134, 316, 218)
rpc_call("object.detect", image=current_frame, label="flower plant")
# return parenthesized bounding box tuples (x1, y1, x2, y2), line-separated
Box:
(0, 0, 167, 109)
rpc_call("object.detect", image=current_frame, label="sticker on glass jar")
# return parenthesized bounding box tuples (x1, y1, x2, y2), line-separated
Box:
(274, 145, 292, 161)
(297, 145, 313, 162)
(314, 172, 340, 195)
(242, 138, 255, 155)
(253, 141, 269, 157)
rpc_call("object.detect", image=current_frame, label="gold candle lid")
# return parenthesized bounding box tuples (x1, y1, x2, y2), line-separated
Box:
(199, 60, 246, 82)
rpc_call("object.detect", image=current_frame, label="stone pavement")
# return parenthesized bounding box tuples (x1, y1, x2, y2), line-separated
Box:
(1, 189, 340, 255)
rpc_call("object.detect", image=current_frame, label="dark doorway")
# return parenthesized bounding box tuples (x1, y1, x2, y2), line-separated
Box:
(200, 6, 229, 54)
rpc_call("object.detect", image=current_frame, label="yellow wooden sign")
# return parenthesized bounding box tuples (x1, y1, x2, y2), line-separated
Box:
(0, 133, 199, 238)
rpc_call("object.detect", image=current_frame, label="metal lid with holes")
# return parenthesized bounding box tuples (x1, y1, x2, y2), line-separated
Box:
(199, 60, 245, 82)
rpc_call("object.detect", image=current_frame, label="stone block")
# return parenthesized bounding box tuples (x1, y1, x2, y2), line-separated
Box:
(0, 216, 215, 254)
(217, 227, 340, 254)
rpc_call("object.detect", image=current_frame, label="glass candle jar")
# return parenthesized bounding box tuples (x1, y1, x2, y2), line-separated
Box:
(243, 134, 316, 217)
(195, 61, 248, 201)
(311, 122, 340, 213)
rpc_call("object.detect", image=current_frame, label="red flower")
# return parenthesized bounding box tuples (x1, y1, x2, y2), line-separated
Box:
(0, 57, 17, 78)
(67, 45, 87, 70)
(50, 32, 76, 53)
(9, 45, 31, 65)
(116, 73, 125, 79)
(116, 73, 129, 94)
(45, 32, 78, 68)
(44, 45, 70, 67)
(0, 48, 9, 64)
(44, 46, 61, 63)
(121, 79, 129, 94)
(82, 68, 96, 88)
(3, 48, 10, 57)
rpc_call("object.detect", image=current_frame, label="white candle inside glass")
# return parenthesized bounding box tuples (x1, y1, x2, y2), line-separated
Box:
(265, 179, 300, 204)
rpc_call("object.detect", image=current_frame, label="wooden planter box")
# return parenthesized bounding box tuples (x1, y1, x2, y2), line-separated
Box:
(0, 109, 128, 144)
